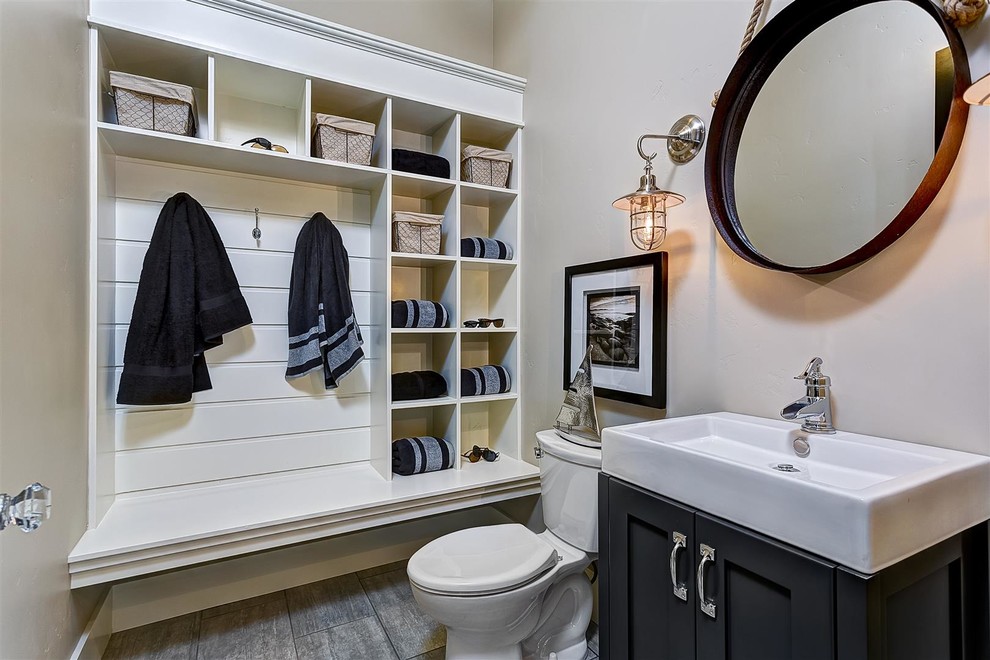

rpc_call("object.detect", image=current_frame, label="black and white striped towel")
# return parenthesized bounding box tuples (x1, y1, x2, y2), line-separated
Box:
(392, 436, 455, 476)
(285, 213, 364, 389)
(391, 299, 449, 328)
(461, 237, 513, 260)
(461, 365, 512, 397)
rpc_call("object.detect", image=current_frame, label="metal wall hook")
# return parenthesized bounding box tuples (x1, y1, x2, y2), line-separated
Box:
(252, 207, 262, 241)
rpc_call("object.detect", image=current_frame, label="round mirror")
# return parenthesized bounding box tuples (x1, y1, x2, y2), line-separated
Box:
(706, 0, 970, 274)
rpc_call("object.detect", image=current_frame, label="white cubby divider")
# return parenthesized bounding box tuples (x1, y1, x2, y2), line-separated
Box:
(76, 7, 530, 587)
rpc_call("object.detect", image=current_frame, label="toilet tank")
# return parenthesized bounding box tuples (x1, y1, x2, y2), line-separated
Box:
(536, 429, 602, 553)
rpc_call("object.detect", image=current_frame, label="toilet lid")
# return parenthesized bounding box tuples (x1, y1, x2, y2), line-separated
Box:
(537, 429, 602, 468)
(408, 524, 559, 595)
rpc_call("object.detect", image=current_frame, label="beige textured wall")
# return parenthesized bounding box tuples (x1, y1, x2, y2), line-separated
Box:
(495, 0, 990, 456)
(266, 0, 495, 66)
(0, 0, 99, 657)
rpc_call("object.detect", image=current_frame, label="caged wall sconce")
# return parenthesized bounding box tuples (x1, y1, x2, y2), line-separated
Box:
(613, 114, 706, 251)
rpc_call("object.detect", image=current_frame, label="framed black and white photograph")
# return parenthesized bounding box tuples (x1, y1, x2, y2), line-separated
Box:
(564, 253, 667, 408)
(586, 288, 640, 370)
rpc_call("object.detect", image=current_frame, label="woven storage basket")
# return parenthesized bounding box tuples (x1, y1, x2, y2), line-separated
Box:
(393, 212, 443, 255)
(462, 145, 513, 188)
(313, 113, 376, 165)
(110, 71, 197, 136)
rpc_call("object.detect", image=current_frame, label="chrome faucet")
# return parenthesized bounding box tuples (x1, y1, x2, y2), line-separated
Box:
(780, 357, 835, 434)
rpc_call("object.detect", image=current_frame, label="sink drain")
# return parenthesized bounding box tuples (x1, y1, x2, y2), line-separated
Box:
(772, 463, 801, 473)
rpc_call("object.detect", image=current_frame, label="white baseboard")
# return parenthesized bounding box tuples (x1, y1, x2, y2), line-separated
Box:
(70, 589, 113, 660)
(109, 505, 512, 632)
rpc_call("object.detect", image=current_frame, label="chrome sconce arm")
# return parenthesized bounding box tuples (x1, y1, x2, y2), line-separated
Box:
(636, 114, 707, 164)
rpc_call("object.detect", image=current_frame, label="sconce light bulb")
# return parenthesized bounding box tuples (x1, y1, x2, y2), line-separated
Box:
(629, 197, 667, 251)
(613, 148, 685, 251)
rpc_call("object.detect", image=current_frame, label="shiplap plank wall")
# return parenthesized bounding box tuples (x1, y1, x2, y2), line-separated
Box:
(103, 160, 377, 494)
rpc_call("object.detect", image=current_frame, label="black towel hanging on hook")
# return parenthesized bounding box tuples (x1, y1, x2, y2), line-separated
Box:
(117, 192, 253, 405)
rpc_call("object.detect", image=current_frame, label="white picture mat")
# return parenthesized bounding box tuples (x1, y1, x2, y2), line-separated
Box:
(568, 265, 654, 395)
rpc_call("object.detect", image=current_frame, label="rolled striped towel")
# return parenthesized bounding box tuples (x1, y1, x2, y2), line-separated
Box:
(391, 300, 449, 328)
(461, 237, 513, 260)
(461, 365, 512, 397)
(392, 436, 455, 476)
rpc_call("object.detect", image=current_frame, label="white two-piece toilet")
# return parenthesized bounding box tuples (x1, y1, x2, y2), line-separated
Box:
(407, 429, 602, 660)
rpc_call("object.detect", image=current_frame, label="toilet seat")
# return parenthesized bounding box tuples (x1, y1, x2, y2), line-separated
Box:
(408, 524, 559, 596)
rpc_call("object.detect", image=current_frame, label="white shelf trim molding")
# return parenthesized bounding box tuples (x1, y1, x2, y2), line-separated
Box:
(69, 460, 539, 587)
(88, 0, 525, 124)
(188, 0, 526, 92)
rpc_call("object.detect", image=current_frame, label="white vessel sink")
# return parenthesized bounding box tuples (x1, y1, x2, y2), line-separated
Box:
(601, 412, 990, 573)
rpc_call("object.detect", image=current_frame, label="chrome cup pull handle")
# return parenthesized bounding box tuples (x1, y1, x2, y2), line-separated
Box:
(698, 543, 717, 619)
(670, 531, 688, 601)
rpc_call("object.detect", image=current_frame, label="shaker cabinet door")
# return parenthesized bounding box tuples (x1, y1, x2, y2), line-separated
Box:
(695, 513, 835, 660)
(606, 478, 696, 660)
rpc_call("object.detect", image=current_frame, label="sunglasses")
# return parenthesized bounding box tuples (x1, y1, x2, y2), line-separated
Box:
(241, 137, 289, 153)
(462, 318, 505, 328)
(462, 445, 500, 463)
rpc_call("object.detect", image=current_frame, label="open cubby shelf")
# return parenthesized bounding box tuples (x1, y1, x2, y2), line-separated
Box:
(462, 392, 520, 403)
(392, 171, 456, 198)
(309, 78, 389, 169)
(391, 328, 458, 335)
(390, 396, 459, 411)
(460, 397, 521, 460)
(390, 98, 459, 179)
(461, 181, 518, 205)
(213, 55, 310, 157)
(460, 327, 519, 334)
(392, 405, 457, 445)
(391, 253, 458, 267)
(97, 122, 388, 190)
(392, 181, 458, 258)
(75, 12, 527, 586)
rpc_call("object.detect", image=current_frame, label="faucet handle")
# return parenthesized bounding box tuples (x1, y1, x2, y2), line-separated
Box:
(795, 357, 824, 380)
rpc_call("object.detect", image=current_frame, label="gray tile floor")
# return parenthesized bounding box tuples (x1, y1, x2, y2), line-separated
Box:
(103, 560, 600, 660)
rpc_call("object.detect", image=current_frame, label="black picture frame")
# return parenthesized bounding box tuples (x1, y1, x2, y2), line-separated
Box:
(563, 253, 667, 408)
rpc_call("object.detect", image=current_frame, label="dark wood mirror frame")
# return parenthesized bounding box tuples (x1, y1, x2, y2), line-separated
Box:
(705, 0, 971, 275)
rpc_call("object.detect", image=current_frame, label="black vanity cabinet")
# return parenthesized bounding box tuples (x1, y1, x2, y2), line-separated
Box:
(598, 474, 990, 660)
(602, 472, 697, 659)
(693, 512, 835, 660)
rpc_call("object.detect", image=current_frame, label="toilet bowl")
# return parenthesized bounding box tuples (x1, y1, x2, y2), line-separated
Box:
(408, 430, 601, 660)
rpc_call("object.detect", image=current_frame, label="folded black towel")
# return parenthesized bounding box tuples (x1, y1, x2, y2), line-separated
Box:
(117, 192, 252, 405)
(392, 148, 451, 179)
(461, 237, 513, 260)
(391, 300, 449, 328)
(392, 371, 448, 401)
(461, 365, 512, 397)
(392, 436, 455, 476)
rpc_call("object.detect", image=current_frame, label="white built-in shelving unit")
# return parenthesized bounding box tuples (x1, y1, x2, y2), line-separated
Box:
(71, 0, 534, 588)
